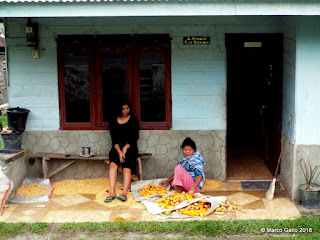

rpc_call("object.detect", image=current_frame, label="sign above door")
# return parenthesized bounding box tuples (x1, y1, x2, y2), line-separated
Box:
(183, 36, 210, 45)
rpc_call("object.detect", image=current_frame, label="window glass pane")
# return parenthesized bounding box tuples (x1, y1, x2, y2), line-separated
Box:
(140, 53, 166, 122)
(101, 53, 127, 122)
(64, 54, 90, 122)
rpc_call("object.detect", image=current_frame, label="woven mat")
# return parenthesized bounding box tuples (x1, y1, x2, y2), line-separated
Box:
(241, 181, 281, 190)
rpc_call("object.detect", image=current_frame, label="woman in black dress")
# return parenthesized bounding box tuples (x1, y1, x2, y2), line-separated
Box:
(105, 101, 139, 202)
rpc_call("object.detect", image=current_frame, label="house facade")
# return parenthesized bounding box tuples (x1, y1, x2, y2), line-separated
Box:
(0, 1, 320, 201)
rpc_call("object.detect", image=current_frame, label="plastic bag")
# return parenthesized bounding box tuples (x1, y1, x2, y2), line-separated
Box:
(0, 167, 13, 216)
(131, 178, 171, 202)
(10, 178, 54, 204)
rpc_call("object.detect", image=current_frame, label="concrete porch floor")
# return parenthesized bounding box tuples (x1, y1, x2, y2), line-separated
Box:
(0, 180, 300, 223)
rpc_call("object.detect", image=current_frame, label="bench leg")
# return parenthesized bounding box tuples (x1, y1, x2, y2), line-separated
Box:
(137, 157, 143, 180)
(42, 157, 49, 179)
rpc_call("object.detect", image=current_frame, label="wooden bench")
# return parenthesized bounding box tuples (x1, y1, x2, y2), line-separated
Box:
(0, 149, 29, 163)
(30, 152, 152, 181)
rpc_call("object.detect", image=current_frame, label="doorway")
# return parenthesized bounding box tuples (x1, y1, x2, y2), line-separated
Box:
(226, 34, 283, 180)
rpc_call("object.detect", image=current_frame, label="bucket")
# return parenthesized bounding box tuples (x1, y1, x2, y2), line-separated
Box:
(0, 133, 22, 150)
(6, 107, 30, 133)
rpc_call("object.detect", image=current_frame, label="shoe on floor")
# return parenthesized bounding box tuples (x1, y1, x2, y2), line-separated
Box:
(104, 196, 116, 202)
(243, 181, 253, 187)
(116, 195, 127, 201)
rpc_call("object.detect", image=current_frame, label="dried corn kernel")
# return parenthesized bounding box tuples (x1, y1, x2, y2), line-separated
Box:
(155, 192, 198, 209)
(17, 183, 51, 196)
(201, 179, 221, 192)
(178, 201, 211, 217)
(138, 184, 167, 197)
(213, 201, 243, 215)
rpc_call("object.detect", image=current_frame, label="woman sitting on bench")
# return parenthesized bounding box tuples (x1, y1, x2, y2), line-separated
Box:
(105, 101, 139, 202)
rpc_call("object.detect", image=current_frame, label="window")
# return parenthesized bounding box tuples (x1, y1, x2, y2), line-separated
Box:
(58, 35, 171, 130)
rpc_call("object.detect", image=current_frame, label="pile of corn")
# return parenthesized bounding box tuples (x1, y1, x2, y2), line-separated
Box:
(155, 192, 198, 209)
(51, 178, 110, 196)
(213, 201, 242, 215)
(201, 179, 220, 192)
(139, 183, 167, 197)
(17, 183, 52, 196)
(177, 200, 211, 217)
(159, 200, 211, 217)
(16, 178, 221, 210)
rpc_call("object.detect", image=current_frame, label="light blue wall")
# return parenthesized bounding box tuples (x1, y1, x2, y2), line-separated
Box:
(5, 16, 283, 131)
(282, 16, 297, 143)
(296, 16, 320, 145)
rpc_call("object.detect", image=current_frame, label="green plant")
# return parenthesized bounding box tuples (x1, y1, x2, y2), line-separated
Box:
(0, 115, 8, 149)
(298, 158, 320, 190)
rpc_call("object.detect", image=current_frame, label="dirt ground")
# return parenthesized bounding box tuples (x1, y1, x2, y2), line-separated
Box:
(6, 232, 303, 240)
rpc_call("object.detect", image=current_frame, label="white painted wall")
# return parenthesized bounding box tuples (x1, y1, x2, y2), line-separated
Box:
(1, 1, 320, 17)
(296, 16, 320, 145)
(5, 16, 283, 130)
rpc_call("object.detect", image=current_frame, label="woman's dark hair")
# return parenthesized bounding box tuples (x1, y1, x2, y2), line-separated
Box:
(116, 100, 132, 117)
(181, 137, 196, 151)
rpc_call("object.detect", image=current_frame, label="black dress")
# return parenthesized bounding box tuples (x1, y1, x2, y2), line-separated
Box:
(109, 115, 139, 173)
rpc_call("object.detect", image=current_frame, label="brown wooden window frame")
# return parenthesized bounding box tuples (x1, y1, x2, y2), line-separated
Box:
(58, 35, 172, 130)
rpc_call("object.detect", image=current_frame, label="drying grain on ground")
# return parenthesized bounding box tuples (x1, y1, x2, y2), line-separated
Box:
(17, 183, 51, 196)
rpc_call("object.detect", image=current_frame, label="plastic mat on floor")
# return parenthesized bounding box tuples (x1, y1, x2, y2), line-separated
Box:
(241, 181, 281, 190)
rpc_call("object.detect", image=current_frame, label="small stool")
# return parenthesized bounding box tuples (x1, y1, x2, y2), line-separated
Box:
(136, 153, 152, 180)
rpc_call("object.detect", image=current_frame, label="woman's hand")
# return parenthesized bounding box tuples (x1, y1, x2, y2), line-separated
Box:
(159, 180, 169, 186)
(188, 186, 196, 194)
(121, 144, 130, 160)
(118, 151, 125, 163)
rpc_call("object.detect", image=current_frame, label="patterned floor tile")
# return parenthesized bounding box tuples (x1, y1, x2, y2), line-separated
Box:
(51, 194, 91, 207)
(79, 194, 97, 200)
(65, 200, 107, 211)
(242, 199, 266, 210)
(203, 191, 239, 196)
(215, 182, 243, 191)
(43, 210, 112, 223)
(110, 209, 143, 222)
(226, 192, 261, 206)
(22, 209, 38, 215)
(141, 210, 156, 221)
(236, 209, 272, 220)
(263, 198, 301, 219)
(206, 211, 237, 221)
(5, 202, 53, 223)
(15, 216, 34, 222)
(0, 204, 18, 222)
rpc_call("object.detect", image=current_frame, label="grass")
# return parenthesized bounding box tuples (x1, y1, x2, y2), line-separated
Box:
(0, 115, 7, 149)
(0, 216, 319, 239)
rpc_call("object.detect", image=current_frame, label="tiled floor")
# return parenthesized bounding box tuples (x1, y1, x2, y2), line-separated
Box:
(227, 145, 274, 180)
(0, 181, 300, 223)
(0, 146, 300, 223)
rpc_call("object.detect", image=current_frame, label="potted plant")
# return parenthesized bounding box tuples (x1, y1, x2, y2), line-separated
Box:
(298, 158, 320, 209)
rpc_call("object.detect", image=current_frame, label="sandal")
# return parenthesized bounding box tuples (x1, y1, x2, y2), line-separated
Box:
(256, 183, 269, 189)
(243, 181, 253, 187)
(104, 196, 116, 202)
(116, 195, 127, 202)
